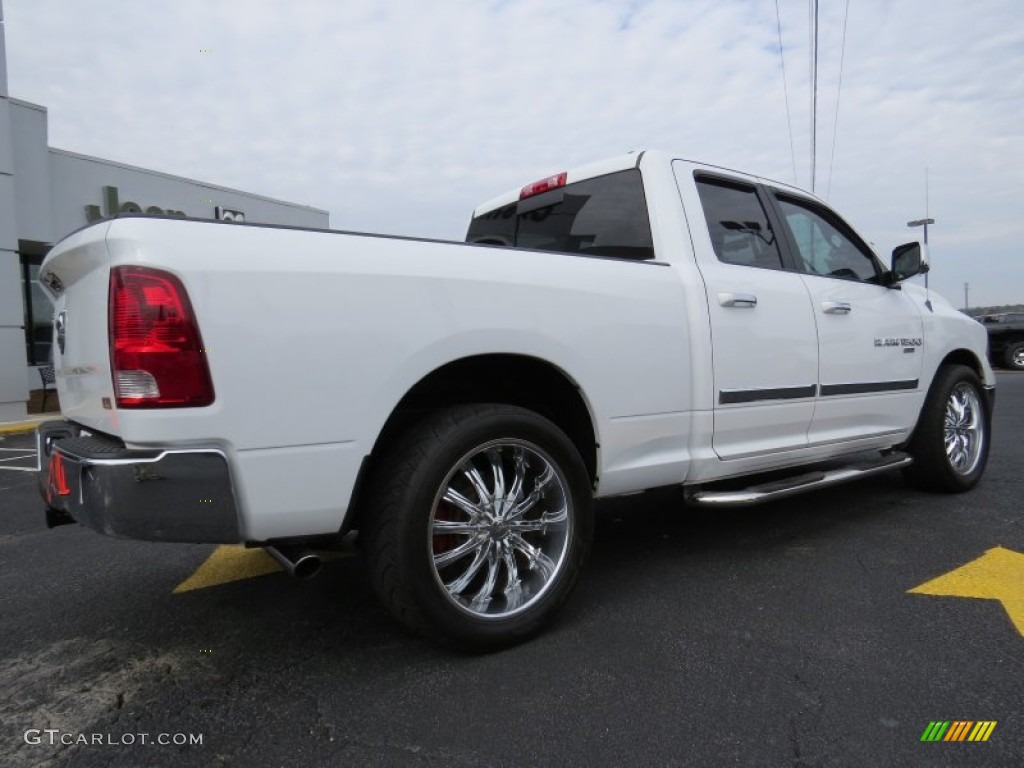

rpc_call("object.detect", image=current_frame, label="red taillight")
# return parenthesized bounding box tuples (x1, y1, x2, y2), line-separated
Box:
(108, 266, 214, 408)
(519, 172, 567, 200)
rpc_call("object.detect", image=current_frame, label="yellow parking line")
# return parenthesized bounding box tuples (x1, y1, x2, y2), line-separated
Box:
(173, 546, 281, 593)
(174, 544, 353, 593)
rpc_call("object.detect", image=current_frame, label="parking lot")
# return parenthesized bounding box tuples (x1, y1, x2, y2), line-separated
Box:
(2, 373, 1022, 767)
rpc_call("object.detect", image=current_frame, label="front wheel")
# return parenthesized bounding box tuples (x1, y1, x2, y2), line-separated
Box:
(362, 404, 593, 651)
(903, 364, 991, 493)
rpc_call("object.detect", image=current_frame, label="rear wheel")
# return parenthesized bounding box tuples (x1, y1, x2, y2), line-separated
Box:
(1004, 341, 1024, 371)
(904, 364, 990, 492)
(362, 404, 593, 651)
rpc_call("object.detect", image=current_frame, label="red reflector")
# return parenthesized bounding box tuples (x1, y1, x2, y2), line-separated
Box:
(48, 452, 71, 497)
(108, 266, 214, 408)
(519, 172, 567, 200)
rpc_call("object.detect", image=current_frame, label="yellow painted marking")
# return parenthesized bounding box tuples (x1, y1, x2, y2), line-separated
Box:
(174, 545, 281, 593)
(173, 545, 353, 593)
(909, 547, 1024, 637)
(0, 420, 47, 435)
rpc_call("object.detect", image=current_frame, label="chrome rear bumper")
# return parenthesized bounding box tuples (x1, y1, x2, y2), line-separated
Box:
(38, 420, 241, 543)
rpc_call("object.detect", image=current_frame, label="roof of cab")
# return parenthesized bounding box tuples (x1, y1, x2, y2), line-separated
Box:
(470, 149, 820, 219)
(472, 151, 644, 218)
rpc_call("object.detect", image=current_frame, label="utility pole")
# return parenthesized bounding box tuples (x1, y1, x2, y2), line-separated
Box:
(964, 282, 969, 311)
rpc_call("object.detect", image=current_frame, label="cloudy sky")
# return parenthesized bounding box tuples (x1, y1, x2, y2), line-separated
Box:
(5, 0, 1023, 307)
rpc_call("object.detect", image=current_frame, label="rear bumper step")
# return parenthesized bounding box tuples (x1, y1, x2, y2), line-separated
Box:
(687, 452, 912, 507)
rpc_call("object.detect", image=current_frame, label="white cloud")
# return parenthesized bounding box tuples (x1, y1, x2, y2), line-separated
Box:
(7, 0, 1024, 305)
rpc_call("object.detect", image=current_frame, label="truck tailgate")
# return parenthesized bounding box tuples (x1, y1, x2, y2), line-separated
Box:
(39, 223, 119, 436)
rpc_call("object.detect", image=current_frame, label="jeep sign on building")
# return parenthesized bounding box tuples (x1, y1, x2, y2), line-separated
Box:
(0, 0, 328, 421)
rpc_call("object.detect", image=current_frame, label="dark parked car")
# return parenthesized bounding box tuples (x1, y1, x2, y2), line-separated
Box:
(979, 312, 1024, 370)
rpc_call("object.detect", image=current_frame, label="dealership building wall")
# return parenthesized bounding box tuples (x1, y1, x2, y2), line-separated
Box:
(0, 5, 328, 421)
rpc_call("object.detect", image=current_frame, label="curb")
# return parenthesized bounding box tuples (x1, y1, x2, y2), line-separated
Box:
(0, 414, 63, 436)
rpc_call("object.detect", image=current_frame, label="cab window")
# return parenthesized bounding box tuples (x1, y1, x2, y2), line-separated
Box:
(695, 178, 784, 269)
(466, 169, 655, 260)
(775, 195, 880, 282)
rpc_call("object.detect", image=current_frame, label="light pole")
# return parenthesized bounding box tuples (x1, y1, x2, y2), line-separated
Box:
(907, 216, 936, 312)
(907, 171, 935, 311)
(907, 217, 935, 245)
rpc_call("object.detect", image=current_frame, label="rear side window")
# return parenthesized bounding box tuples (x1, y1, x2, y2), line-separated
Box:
(466, 169, 655, 260)
(695, 178, 784, 269)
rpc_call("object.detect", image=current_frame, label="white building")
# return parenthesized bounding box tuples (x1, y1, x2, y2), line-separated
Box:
(0, 1, 328, 421)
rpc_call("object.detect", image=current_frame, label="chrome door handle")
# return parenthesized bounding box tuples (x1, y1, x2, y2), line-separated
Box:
(822, 300, 852, 314)
(719, 292, 758, 308)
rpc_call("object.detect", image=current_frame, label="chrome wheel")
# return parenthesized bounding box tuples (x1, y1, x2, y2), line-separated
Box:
(364, 404, 592, 649)
(429, 439, 571, 620)
(905, 365, 989, 493)
(944, 382, 984, 476)
(1014, 347, 1024, 368)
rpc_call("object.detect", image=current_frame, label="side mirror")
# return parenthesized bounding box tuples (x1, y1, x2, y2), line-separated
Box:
(889, 241, 929, 284)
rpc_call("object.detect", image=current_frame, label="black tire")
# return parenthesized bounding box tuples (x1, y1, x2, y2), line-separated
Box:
(1004, 341, 1024, 371)
(361, 404, 593, 651)
(903, 364, 991, 493)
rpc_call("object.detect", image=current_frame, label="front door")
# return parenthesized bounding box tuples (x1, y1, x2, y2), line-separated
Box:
(768, 192, 924, 445)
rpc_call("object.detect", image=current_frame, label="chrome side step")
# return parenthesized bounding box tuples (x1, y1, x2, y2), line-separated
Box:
(687, 452, 912, 507)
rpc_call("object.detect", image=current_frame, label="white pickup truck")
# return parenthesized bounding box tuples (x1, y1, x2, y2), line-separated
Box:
(37, 150, 994, 649)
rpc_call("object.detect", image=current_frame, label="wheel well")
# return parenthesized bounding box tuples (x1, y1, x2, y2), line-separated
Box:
(371, 354, 598, 484)
(899, 350, 987, 452)
(938, 349, 984, 378)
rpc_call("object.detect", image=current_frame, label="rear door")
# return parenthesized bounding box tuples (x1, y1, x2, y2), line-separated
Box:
(677, 166, 819, 460)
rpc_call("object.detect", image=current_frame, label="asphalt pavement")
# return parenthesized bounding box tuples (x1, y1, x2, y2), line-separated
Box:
(1, 373, 1022, 767)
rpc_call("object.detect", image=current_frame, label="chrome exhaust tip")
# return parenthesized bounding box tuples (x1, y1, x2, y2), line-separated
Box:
(265, 545, 322, 580)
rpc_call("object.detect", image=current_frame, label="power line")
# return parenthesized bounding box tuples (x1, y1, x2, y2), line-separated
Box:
(774, 0, 798, 185)
(826, 0, 851, 200)
(810, 0, 819, 193)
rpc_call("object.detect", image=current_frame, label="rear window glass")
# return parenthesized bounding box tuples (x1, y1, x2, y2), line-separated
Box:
(466, 169, 655, 260)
